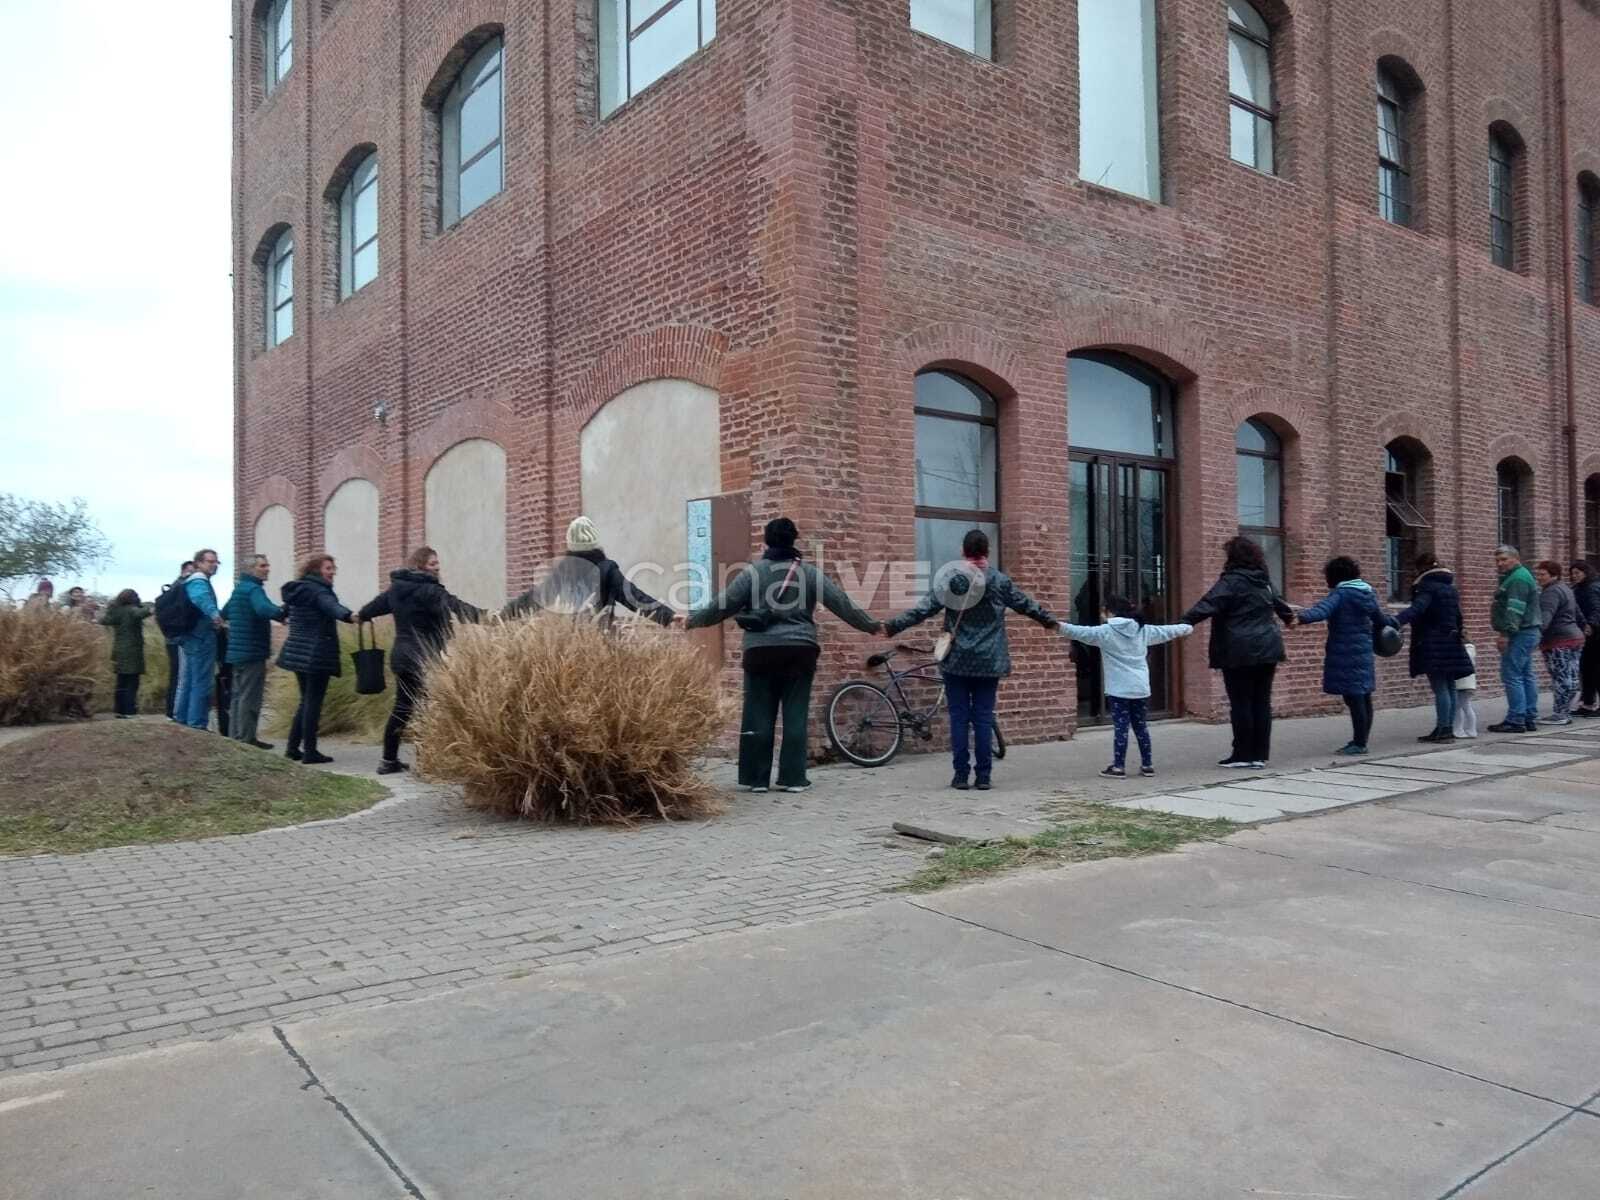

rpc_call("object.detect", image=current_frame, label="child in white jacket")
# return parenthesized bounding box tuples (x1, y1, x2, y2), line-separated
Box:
(1060, 595, 1194, 777)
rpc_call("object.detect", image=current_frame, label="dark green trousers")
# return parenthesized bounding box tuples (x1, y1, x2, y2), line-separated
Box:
(739, 666, 815, 789)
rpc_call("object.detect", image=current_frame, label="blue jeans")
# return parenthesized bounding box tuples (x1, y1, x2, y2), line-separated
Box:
(1427, 673, 1458, 731)
(1500, 627, 1540, 724)
(946, 675, 999, 782)
(178, 630, 217, 730)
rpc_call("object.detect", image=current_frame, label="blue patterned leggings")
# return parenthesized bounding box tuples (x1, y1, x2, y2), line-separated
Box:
(1109, 696, 1153, 769)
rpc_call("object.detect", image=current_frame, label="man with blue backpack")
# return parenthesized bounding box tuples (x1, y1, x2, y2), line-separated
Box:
(155, 549, 226, 731)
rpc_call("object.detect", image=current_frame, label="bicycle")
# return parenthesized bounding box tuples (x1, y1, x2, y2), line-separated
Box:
(824, 642, 1007, 767)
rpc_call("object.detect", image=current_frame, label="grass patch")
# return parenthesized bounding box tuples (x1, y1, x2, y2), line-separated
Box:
(0, 721, 385, 856)
(896, 801, 1235, 893)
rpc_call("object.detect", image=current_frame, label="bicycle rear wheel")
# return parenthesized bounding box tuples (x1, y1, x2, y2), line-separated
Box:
(992, 722, 1007, 760)
(825, 681, 904, 767)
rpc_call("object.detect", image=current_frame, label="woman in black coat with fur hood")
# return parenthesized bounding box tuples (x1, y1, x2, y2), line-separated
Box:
(277, 553, 354, 764)
(1393, 552, 1475, 743)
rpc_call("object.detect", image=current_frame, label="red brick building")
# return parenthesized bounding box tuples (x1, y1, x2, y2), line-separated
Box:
(233, 0, 1600, 742)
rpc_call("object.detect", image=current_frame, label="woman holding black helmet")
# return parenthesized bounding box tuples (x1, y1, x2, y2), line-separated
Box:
(687, 518, 882, 794)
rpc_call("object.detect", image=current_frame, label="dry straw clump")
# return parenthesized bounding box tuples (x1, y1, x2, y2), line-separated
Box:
(0, 607, 101, 726)
(414, 612, 729, 825)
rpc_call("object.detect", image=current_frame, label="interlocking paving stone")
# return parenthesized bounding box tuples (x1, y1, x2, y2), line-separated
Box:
(1112, 793, 1283, 821)
(1223, 776, 1401, 803)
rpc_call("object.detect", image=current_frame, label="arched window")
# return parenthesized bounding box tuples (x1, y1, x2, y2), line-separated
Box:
(262, 0, 292, 95)
(1227, 2, 1274, 174)
(1489, 127, 1519, 270)
(599, 0, 718, 117)
(339, 153, 378, 297)
(1236, 419, 1284, 590)
(1578, 174, 1598, 306)
(910, 0, 992, 58)
(1586, 474, 1600, 569)
(1385, 441, 1430, 600)
(1496, 458, 1533, 552)
(1078, 0, 1161, 201)
(914, 370, 999, 568)
(1377, 66, 1414, 226)
(265, 229, 294, 347)
(442, 37, 503, 228)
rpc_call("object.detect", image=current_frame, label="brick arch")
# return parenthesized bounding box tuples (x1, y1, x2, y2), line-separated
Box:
(1486, 433, 1541, 473)
(1483, 98, 1534, 146)
(1581, 452, 1600, 480)
(248, 475, 298, 526)
(567, 324, 729, 430)
(1372, 411, 1438, 455)
(1369, 30, 1432, 87)
(1575, 154, 1600, 185)
(419, 18, 508, 109)
(317, 444, 387, 507)
(1225, 386, 1314, 438)
(251, 216, 295, 268)
(894, 324, 1024, 400)
(412, 395, 518, 473)
(320, 141, 380, 204)
(1055, 300, 1212, 383)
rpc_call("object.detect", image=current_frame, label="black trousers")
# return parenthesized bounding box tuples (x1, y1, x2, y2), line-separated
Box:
(383, 669, 424, 762)
(1582, 633, 1600, 709)
(287, 672, 332, 755)
(114, 673, 141, 717)
(1342, 692, 1374, 747)
(215, 663, 233, 737)
(739, 666, 816, 789)
(1222, 663, 1277, 763)
(164, 643, 181, 718)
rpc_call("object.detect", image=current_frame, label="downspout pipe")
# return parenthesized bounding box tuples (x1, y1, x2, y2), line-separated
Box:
(1554, 0, 1579, 559)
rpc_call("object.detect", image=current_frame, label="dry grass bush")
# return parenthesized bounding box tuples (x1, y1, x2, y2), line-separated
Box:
(414, 612, 729, 825)
(0, 607, 101, 725)
(263, 623, 394, 742)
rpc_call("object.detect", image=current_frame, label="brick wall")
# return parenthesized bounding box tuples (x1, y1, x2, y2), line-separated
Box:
(235, 0, 1600, 747)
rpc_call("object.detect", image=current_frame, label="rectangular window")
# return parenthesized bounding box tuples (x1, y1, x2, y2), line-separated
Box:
(1227, 4, 1274, 174)
(1377, 72, 1411, 227)
(340, 157, 379, 298)
(1497, 475, 1522, 551)
(1078, 0, 1161, 201)
(910, 0, 993, 59)
(599, 0, 717, 118)
(264, 0, 292, 94)
(1578, 185, 1596, 305)
(268, 236, 294, 347)
(1385, 459, 1428, 600)
(1490, 136, 1515, 270)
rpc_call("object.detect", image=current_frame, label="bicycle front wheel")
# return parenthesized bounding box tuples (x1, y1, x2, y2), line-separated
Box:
(991, 722, 1007, 760)
(825, 681, 904, 767)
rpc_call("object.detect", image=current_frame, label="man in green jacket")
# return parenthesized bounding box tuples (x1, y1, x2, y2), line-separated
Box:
(1488, 545, 1542, 732)
(223, 554, 286, 749)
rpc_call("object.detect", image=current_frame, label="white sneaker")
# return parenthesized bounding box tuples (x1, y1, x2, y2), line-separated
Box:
(746, 785, 770, 794)
(1540, 716, 1573, 726)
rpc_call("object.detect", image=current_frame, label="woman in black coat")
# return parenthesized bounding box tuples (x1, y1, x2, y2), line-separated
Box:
(1393, 553, 1476, 742)
(277, 553, 354, 764)
(358, 546, 484, 775)
(1180, 536, 1296, 768)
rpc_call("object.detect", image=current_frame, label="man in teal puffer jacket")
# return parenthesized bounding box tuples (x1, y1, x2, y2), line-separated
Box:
(223, 554, 286, 748)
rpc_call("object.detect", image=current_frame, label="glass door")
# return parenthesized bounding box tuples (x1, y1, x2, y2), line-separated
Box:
(1068, 455, 1174, 722)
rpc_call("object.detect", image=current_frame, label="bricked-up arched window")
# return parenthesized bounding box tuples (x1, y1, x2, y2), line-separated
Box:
(1578, 174, 1598, 305)
(339, 154, 378, 298)
(1079, 0, 1161, 201)
(1227, 2, 1274, 174)
(261, 0, 292, 96)
(1586, 475, 1600, 570)
(914, 371, 1000, 569)
(1497, 458, 1533, 553)
(910, 0, 992, 59)
(1385, 441, 1431, 600)
(265, 229, 294, 348)
(1489, 128, 1520, 271)
(1376, 67, 1415, 226)
(1236, 420, 1285, 590)
(442, 38, 503, 228)
(598, 1, 718, 118)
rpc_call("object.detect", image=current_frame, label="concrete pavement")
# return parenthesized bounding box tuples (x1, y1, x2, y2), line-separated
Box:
(4, 757, 1600, 1197)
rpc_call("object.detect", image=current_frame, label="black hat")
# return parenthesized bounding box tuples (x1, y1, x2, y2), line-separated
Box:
(764, 518, 798, 549)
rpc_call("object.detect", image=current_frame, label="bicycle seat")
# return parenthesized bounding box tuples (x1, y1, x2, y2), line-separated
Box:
(865, 651, 893, 668)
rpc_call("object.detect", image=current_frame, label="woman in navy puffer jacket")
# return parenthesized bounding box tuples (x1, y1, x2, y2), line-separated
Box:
(1295, 556, 1396, 755)
(1394, 553, 1475, 742)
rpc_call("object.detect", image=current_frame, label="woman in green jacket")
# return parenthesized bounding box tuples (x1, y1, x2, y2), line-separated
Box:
(99, 590, 153, 717)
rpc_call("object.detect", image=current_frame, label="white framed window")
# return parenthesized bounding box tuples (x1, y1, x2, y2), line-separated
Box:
(442, 38, 504, 228)
(266, 230, 294, 347)
(1227, 2, 1274, 173)
(263, 0, 292, 94)
(910, 0, 993, 59)
(339, 154, 379, 297)
(1078, 0, 1161, 201)
(598, 0, 717, 118)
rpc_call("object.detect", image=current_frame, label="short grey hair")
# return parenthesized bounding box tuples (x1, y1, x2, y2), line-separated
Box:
(247, 553, 271, 568)
(1495, 544, 1521, 558)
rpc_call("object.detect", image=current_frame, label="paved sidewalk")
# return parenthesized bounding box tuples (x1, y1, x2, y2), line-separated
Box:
(2, 698, 1596, 1077)
(3, 754, 1599, 1197)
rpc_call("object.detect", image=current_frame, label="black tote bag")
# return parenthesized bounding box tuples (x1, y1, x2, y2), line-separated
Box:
(352, 621, 388, 695)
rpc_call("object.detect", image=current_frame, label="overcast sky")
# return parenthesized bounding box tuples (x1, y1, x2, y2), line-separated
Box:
(0, 2, 235, 605)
